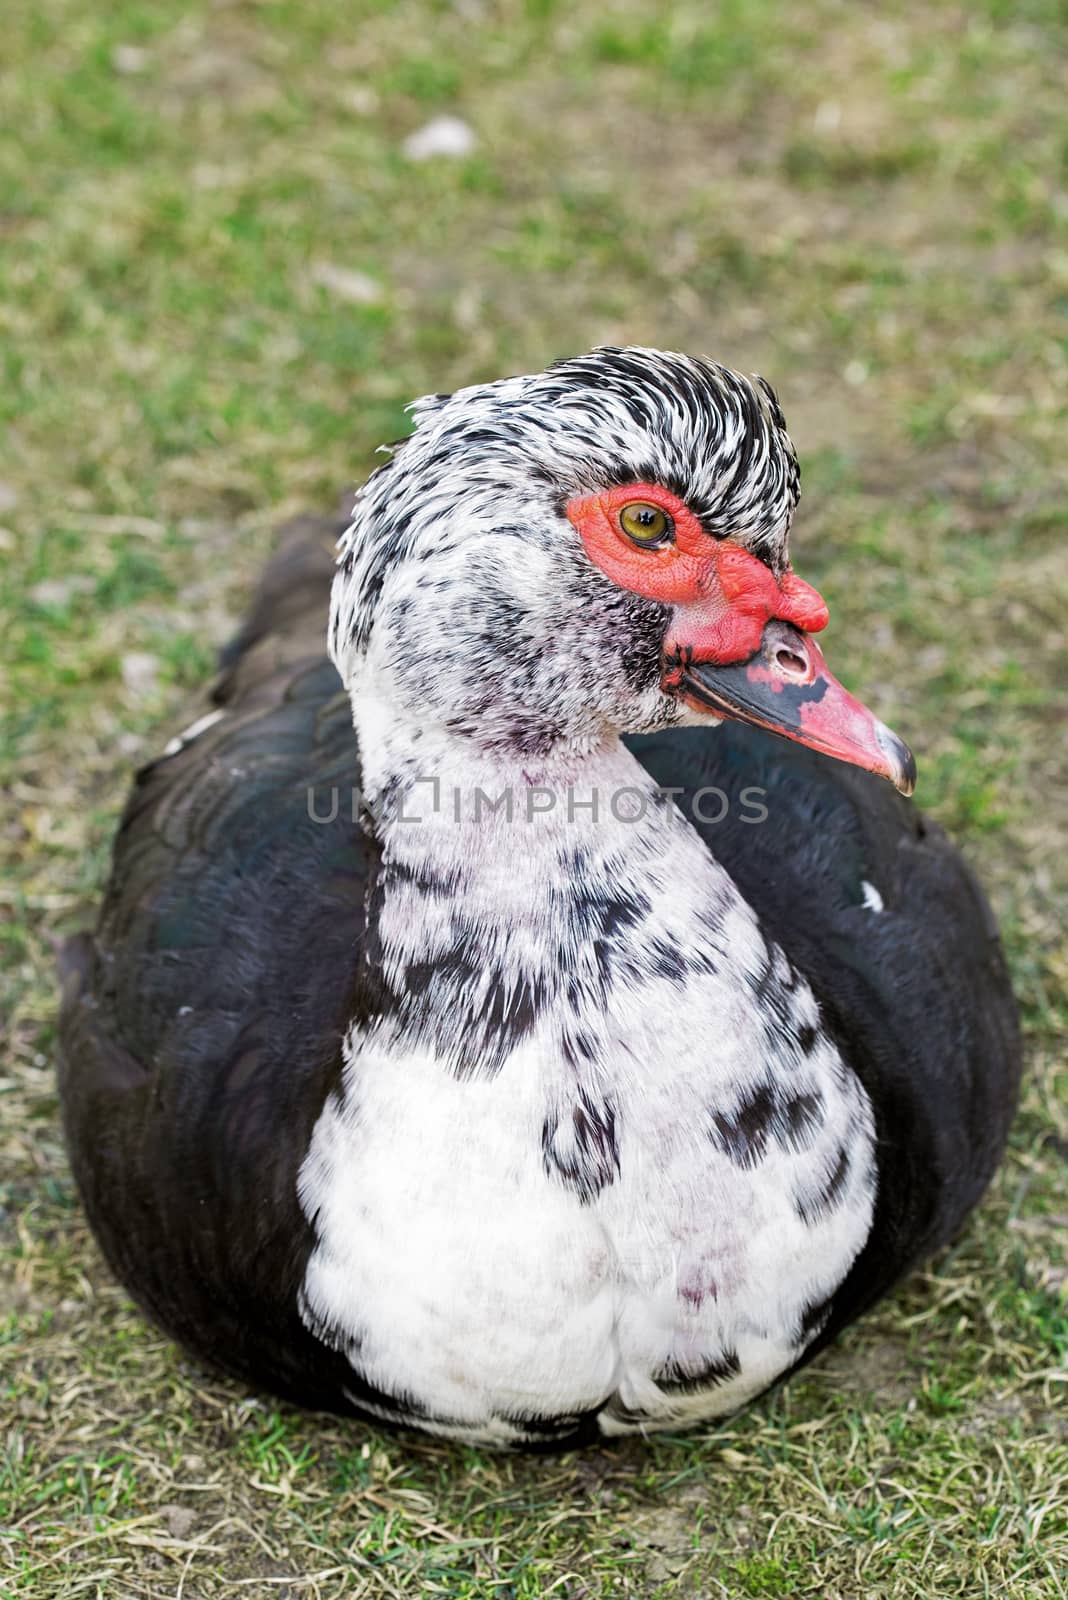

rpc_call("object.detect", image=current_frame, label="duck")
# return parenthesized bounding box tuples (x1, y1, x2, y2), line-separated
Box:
(58, 346, 1021, 1449)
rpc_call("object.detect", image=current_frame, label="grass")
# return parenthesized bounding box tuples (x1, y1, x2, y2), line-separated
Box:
(2, 0, 1067, 1594)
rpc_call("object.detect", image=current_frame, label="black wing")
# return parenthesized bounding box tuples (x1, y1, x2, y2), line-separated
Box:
(58, 524, 395, 1410)
(626, 723, 1021, 1350)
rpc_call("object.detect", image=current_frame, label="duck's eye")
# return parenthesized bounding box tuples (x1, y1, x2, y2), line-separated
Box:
(618, 501, 674, 547)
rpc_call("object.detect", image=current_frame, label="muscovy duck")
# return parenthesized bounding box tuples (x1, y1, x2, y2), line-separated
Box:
(59, 347, 1020, 1448)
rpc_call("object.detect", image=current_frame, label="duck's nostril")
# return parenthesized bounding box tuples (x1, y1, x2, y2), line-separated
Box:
(774, 646, 807, 678)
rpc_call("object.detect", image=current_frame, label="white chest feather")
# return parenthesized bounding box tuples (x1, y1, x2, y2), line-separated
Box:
(296, 734, 876, 1444)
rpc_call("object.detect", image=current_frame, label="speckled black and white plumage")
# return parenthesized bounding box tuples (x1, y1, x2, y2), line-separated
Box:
(330, 349, 799, 759)
(59, 349, 1021, 1449)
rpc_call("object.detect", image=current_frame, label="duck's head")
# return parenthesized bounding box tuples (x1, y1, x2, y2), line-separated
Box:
(331, 346, 914, 794)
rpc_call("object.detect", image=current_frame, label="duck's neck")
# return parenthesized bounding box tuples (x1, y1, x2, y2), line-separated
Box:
(355, 687, 653, 856)
(350, 685, 728, 1079)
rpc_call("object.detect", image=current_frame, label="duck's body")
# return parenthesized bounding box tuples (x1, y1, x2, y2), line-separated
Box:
(60, 350, 1020, 1447)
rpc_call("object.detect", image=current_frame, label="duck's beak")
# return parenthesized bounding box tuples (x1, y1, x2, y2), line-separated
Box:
(672, 617, 916, 797)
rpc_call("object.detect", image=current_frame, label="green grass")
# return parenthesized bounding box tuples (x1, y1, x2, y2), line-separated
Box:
(2, 0, 1067, 1595)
